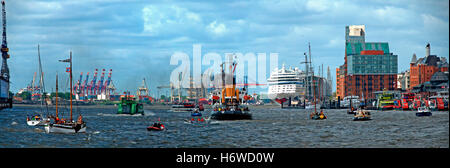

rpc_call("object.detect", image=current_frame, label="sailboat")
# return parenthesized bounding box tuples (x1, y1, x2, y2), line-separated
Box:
(309, 75, 327, 120)
(27, 45, 50, 126)
(45, 51, 86, 133)
(307, 44, 326, 120)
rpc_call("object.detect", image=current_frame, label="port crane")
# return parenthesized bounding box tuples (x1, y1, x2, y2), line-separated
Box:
(75, 72, 83, 94)
(88, 69, 98, 96)
(102, 69, 112, 94)
(81, 72, 90, 97)
(1, 0, 9, 81)
(96, 69, 105, 95)
(137, 78, 150, 96)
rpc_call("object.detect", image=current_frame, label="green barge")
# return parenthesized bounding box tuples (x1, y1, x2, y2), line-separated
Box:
(117, 96, 144, 115)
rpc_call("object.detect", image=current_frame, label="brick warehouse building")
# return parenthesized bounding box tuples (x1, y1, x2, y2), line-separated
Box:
(409, 43, 448, 89)
(336, 25, 398, 100)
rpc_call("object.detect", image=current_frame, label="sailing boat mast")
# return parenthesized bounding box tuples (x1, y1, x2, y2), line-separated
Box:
(313, 68, 316, 113)
(69, 51, 72, 122)
(55, 72, 58, 118)
(37, 44, 48, 115)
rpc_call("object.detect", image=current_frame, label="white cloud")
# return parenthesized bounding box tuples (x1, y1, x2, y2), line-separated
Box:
(422, 14, 449, 32)
(207, 21, 227, 35)
(142, 5, 201, 35)
(306, 0, 331, 12)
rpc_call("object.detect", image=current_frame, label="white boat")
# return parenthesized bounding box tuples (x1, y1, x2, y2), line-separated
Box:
(45, 122, 86, 133)
(27, 116, 50, 126)
(340, 96, 360, 108)
(305, 104, 321, 109)
(45, 51, 87, 134)
(27, 45, 51, 127)
(267, 64, 304, 105)
(416, 107, 432, 117)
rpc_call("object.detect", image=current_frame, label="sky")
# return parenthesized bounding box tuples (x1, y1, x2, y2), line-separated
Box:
(5, 0, 449, 97)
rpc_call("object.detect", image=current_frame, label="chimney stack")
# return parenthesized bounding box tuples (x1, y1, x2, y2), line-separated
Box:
(426, 43, 430, 57)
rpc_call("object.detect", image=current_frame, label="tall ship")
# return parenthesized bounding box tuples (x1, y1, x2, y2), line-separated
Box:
(0, 0, 11, 110)
(267, 64, 304, 106)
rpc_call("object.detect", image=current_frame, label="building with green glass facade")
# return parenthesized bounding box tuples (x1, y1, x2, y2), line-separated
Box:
(336, 25, 398, 100)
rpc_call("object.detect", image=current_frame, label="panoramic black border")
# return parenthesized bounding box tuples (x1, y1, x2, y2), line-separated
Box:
(1, 148, 448, 166)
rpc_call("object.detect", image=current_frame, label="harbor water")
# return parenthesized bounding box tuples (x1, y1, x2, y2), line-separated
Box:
(0, 105, 448, 148)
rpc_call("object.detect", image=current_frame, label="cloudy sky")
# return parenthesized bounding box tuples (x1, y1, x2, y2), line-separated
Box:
(5, 0, 449, 96)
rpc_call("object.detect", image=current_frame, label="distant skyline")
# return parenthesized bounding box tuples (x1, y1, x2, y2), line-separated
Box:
(6, 0, 449, 96)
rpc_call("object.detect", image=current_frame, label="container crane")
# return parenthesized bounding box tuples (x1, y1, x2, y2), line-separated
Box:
(81, 72, 89, 98)
(88, 69, 98, 96)
(95, 69, 105, 95)
(102, 69, 112, 94)
(75, 72, 83, 94)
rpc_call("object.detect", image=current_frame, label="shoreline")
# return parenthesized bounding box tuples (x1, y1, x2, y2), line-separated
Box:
(12, 103, 281, 110)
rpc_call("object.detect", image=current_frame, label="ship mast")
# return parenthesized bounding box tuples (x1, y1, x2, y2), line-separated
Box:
(313, 69, 316, 113)
(55, 72, 58, 118)
(70, 51, 72, 122)
(58, 51, 73, 121)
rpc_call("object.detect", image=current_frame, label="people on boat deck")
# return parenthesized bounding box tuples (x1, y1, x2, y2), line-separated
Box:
(153, 122, 162, 128)
(77, 114, 83, 124)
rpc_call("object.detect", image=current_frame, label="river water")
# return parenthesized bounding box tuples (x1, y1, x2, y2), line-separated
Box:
(0, 105, 448, 148)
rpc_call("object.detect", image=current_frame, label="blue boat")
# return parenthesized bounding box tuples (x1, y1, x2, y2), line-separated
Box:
(191, 111, 202, 117)
(416, 107, 432, 117)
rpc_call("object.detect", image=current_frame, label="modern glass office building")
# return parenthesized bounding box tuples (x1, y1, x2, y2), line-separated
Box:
(337, 25, 398, 99)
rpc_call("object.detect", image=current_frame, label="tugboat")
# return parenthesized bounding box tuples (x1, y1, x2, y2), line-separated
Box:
(211, 56, 251, 120)
(117, 92, 144, 115)
(416, 106, 432, 117)
(45, 51, 86, 133)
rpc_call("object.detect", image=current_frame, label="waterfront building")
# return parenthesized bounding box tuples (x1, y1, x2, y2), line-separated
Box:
(335, 66, 345, 99)
(397, 69, 410, 91)
(409, 43, 449, 89)
(336, 25, 398, 100)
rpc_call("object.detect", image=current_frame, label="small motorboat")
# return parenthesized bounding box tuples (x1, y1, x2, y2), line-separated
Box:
(191, 109, 202, 117)
(347, 108, 357, 115)
(147, 122, 165, 131)
(416, 107, 432, 117)
(310, 111, 327, 120)
(353, 109, 371, 121)
(27, 115, 50, 126)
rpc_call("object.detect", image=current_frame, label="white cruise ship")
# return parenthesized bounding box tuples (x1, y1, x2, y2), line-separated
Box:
(267, 64, 305, 102)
